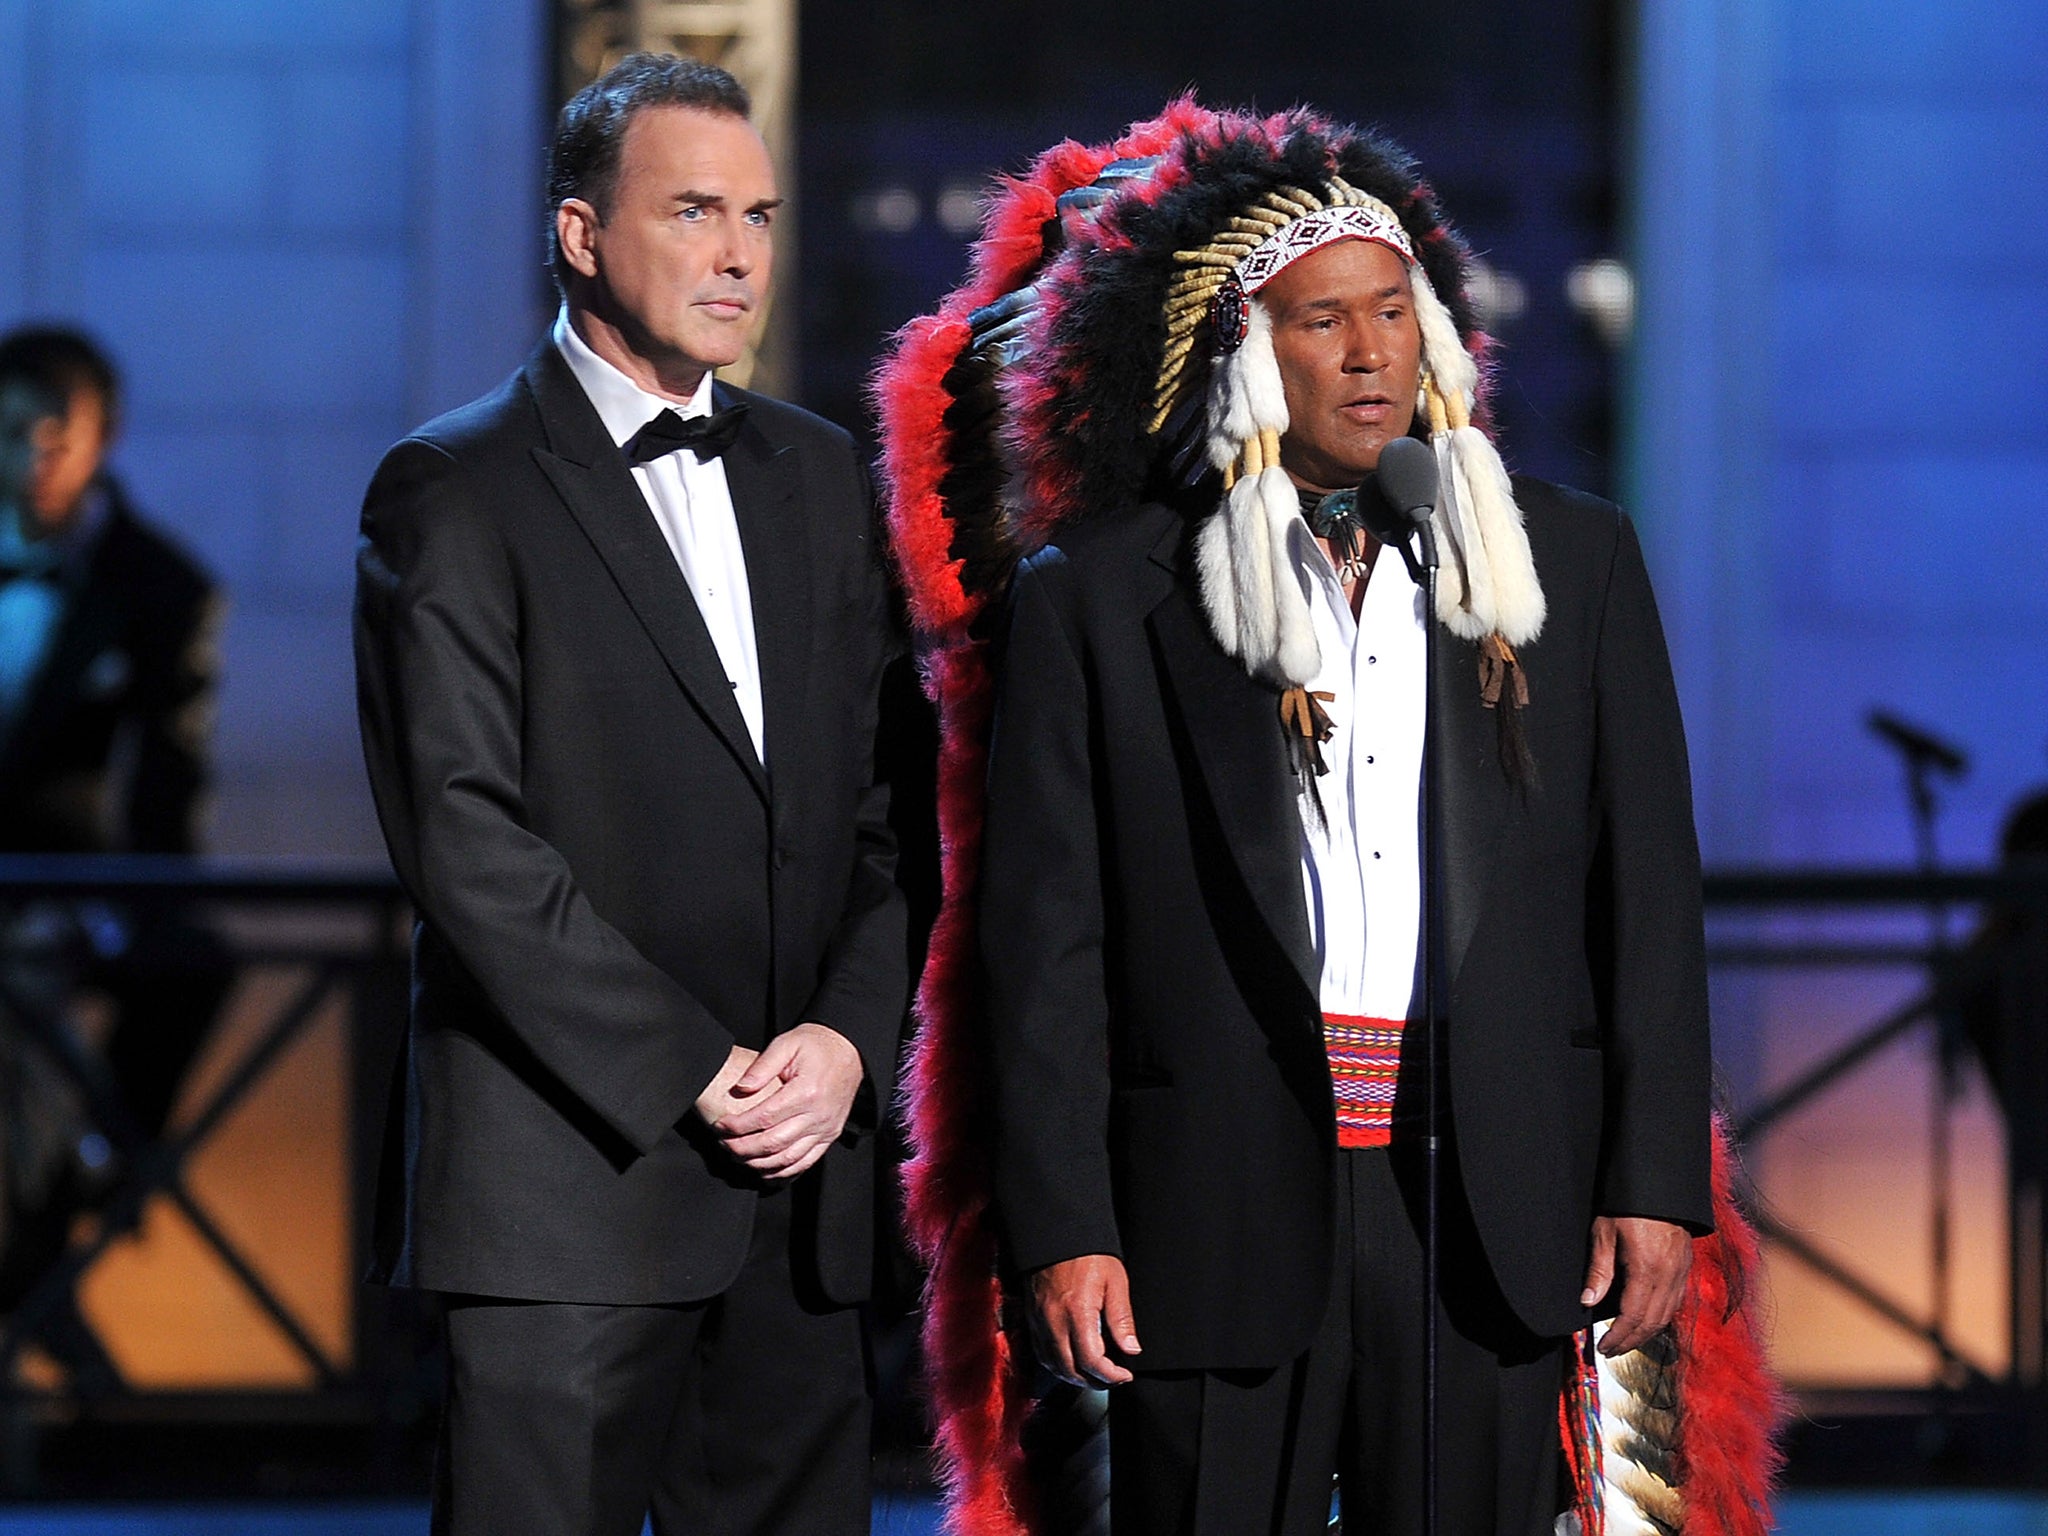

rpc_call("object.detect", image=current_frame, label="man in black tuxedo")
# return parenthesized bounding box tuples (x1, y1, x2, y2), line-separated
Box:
(976, 118, 1710, 1533)
(354, 55, 905, 1536)
(0, 328, 227, 1275)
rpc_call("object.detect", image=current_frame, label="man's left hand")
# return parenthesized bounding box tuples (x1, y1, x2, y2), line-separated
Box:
(712, 1022, 866, 1180)
(1581, 1215, 1692, 1357)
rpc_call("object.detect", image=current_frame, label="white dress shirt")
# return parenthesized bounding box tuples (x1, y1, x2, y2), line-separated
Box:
(553, 310, 767, 767)
(1289, 516, 1428, 1023)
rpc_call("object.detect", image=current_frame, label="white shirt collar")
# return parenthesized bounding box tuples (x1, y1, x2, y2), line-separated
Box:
(551, 308, 714, 450)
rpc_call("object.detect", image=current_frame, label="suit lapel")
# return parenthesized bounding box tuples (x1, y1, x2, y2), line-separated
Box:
(717, 382, 808, 827)
(525, 346, 767, 801)
(1431, 622, 1508, 991)
(1144, 523, 1320, 1003)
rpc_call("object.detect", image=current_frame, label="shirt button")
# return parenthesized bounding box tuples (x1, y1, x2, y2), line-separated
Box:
(1372, 851, 1382, 860)
(1365, 754, 1375, 764)
(1367, 655, 1377, 665)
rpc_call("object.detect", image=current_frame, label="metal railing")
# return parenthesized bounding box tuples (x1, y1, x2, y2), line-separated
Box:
(0, 856, 408, 1434)
(0, 856, 2041, 1485)
(1705, 867, 2048, 1404)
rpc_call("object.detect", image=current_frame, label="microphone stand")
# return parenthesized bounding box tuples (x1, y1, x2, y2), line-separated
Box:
(1356, 438, 1445, 1535)
(1879, 719, 1965, 1381)
(1386, 518, 1442, 1536)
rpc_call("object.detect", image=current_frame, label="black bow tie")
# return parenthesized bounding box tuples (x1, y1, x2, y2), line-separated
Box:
(624, 401, 750, 464)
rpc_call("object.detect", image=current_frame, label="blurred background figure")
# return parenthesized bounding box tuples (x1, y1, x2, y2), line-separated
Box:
(0, 325, 220, 862)
(0, 325, 230, 1329)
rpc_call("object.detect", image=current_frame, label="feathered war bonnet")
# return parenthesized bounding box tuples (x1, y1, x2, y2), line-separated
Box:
(873, 102, 1782, 1536)
(1008, 108, 1544, 736)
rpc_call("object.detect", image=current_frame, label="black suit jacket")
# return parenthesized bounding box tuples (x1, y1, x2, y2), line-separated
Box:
(354, 341, 906, 1307)
(979, 479, 1711, 1369)
(0, 484, 219, 854)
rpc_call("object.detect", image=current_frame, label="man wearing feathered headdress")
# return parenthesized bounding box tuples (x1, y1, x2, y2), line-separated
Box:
(879, 103, 1776, 1536)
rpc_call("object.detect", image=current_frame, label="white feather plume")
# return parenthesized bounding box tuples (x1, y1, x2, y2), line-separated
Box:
(1258, 466, 1320, 686)
(1192, 253, 1543, 685)
(1411, 266, 1478, 405)
(1225, 472, 1279, 677)
(1204, 302, 1288, 469)
(1450, 424, 1544, 644)
(1431, 432, 1494, 639)
(1193, 510, 1240, 658)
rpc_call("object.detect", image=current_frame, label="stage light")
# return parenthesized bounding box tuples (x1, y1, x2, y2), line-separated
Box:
(1565, 256, 1635, 348)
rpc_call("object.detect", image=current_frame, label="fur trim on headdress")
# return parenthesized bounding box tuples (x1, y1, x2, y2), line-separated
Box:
(1006, 108, 1487, 552)
(1191, 301, 1318, 685)
(1187, 188, 1543, 675)
(991, 113, 1544, 692)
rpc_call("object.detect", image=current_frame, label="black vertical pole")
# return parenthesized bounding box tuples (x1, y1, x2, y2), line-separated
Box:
(1416, 534, 1443, 1536)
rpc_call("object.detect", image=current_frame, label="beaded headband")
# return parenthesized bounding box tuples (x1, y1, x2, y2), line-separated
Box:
(1212, 199, 1418, 354)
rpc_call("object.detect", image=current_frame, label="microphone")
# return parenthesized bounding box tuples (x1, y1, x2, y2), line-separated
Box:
(1867, 709, 1969, 778)
(1359, 435, 1438, 542)
(1359, 435, 1440, 581)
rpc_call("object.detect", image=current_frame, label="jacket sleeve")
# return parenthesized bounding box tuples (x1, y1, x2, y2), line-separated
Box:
(1588, 510, 1714, 1233)
(978, 549, 1122, 1272)
(797, 455, 910, 1126)
(124, 573, 222, 855)
(353, 437, 737, 1157)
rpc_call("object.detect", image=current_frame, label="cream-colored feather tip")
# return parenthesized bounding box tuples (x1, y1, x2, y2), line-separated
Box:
(1204, 353, 1256, 469)
(1257, 466, 1320, 687)
(1431, 435, 1495, 640)
(1193, 509, 1241, 658)
(1239, 301, 1289, 432)
(1223, 472, 1279, 676)
(1592, 1322, 1688, 1536)
(1449, 424, 1545, 644)
(1204, 301, 1288, 468)
(1411, 265, 1478, 408)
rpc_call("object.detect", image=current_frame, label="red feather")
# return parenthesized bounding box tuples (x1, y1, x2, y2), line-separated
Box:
(1673, 1119, 1786, 1536)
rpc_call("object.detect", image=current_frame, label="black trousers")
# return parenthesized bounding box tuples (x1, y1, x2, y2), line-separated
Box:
(432, 1182, 870, 1536)
(1110, 1145, 1564, 1536)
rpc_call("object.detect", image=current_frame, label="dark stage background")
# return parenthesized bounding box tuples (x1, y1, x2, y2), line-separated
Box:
(797, 0, 1630, 500)
(0, 0, 2043, 1514)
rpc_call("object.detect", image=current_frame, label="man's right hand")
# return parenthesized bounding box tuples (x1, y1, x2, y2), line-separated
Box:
(1030, 1254, 1142, 1388)
(694, 1044, 759, 1125)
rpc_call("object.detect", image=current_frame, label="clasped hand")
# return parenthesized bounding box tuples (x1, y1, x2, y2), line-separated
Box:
(694, 1023, 865, 1180)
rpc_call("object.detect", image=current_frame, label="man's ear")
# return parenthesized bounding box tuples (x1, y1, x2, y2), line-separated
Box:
(556, 199, 603, 281)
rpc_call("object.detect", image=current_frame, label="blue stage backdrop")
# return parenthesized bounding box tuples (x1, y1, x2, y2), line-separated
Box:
(0, 0, 550, 857)
(1631, 0, 2048, 876)
(0, 0, 2038, 911)
(1627, 0, 2048, 1110)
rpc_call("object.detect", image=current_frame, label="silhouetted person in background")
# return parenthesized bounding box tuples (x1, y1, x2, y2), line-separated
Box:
(0, 325, 229, 1314)
(1957, 786, 2048, 1111)
(1956, 785, 2048, 1335)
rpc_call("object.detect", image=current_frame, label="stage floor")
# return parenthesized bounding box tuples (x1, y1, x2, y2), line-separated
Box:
(0, 1506, 946, 1535)
(0, 1492, 2044, 1534)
